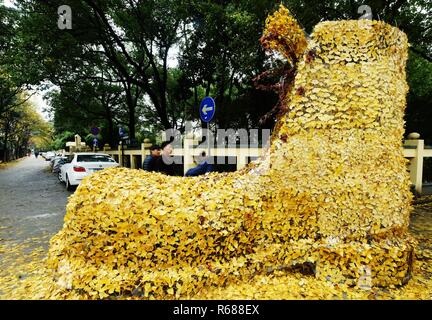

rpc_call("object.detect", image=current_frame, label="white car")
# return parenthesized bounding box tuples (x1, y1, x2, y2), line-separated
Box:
(59, 153, 119, 190)
(52, 156, 68, 173)
(45, 151, 56, 161)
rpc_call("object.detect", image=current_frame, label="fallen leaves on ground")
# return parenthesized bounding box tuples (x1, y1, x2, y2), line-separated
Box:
(0, 158, 24, 170)
(0, 203, 431, 299)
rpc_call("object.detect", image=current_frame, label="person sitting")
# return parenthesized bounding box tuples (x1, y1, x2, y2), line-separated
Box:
(185, 151, 214, 177)
(142, 145, 161, 172)
(154, 141, 175, 176)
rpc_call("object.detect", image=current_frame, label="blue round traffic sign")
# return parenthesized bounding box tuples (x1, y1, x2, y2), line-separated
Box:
(199, 97, 216, 123)
(91, 127, 100, 135)
(119, 127, 126, 137)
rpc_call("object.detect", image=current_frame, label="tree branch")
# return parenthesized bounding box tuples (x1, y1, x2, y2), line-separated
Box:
(410, 46, 432, 63)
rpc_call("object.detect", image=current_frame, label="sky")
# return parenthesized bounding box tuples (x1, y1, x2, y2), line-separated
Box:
(29, 90, 51, 121)
(3, 0, 14, 9)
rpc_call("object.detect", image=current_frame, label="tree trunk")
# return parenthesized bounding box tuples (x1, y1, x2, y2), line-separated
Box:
(15, 141, 20, 160)
(102, 100, 116, 147)
(107, 113, 115, 147)
(126, 96, 136, 140)
(3, 122, 9, 162)
(122, 80, 137, 140)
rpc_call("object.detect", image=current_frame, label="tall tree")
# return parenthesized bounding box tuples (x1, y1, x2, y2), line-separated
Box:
(13, 0, 190, 135)
(5, 0, 431, 145)
(1, 97, 51, 161)
(178, 0, 279, 131)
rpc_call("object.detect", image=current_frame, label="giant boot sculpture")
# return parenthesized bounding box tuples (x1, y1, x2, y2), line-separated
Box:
(47, 6, 416, 298)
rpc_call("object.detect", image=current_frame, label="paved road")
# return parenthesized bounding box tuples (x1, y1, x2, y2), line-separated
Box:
(422, 185, 432, 195)
(0, 157, 71, 249)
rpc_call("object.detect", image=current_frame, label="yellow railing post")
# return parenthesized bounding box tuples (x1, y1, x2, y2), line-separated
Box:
(130, 154, 136, 169)
(405, 135, 424, 194)
(236, 149, 248, 171)
(118, 144, 123, 167)
(411, 140, 424, 194)
(183, 134, 195, 175)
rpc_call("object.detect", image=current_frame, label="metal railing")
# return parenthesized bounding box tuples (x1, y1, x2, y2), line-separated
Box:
(65, 136, 431, 194)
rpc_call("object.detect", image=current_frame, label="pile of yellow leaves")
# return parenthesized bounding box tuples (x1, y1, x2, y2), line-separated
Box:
(260, 5, 308, 64)
(1, 206, 430, 300)
(1, 6, 421, 300)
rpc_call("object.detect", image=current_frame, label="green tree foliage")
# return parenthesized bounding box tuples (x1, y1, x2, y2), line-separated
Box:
(2, 0, 430, 146)
(7, 0, 279, 141)
(12, 0, 190, 138)
(46, 79, 126, 147)
(177, 0, 279, 131)
(50, 130, 75, 151)
(406, 52, 432, 144)
(0, 5, 29, 117)
(0, 96, 52, 161)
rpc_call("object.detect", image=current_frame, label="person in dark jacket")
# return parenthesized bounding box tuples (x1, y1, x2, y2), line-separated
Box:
(185, 151, 214, 177)
(142, 145, 161, 172)
(154, 141, 175, 176)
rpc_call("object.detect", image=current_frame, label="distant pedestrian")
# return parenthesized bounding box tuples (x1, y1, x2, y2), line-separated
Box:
(186, 151, 214, 177)
(154, 141, 175, 176)
(35, 152, 39, 159)
(142, 145, 161, 172)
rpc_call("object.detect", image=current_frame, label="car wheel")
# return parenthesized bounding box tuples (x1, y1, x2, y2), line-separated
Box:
(66, 175, 73, 191)
(58, 171, 63, 182)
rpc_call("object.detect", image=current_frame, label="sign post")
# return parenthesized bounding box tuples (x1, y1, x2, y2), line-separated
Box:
(90, 127, 100, 152)
(93, 138, 98, 152)
(119, 127, 129, 167)
(199, 97, 216, 157)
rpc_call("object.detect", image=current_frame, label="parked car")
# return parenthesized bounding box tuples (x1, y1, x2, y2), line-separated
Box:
(45, 151, 56, 161)
(52, 156, 68, 173)
(59, 153, 119, 190)
(50, 154, 64, 167)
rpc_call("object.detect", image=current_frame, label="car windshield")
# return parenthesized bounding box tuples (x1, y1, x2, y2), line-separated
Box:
(77, 155, 115, 163)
